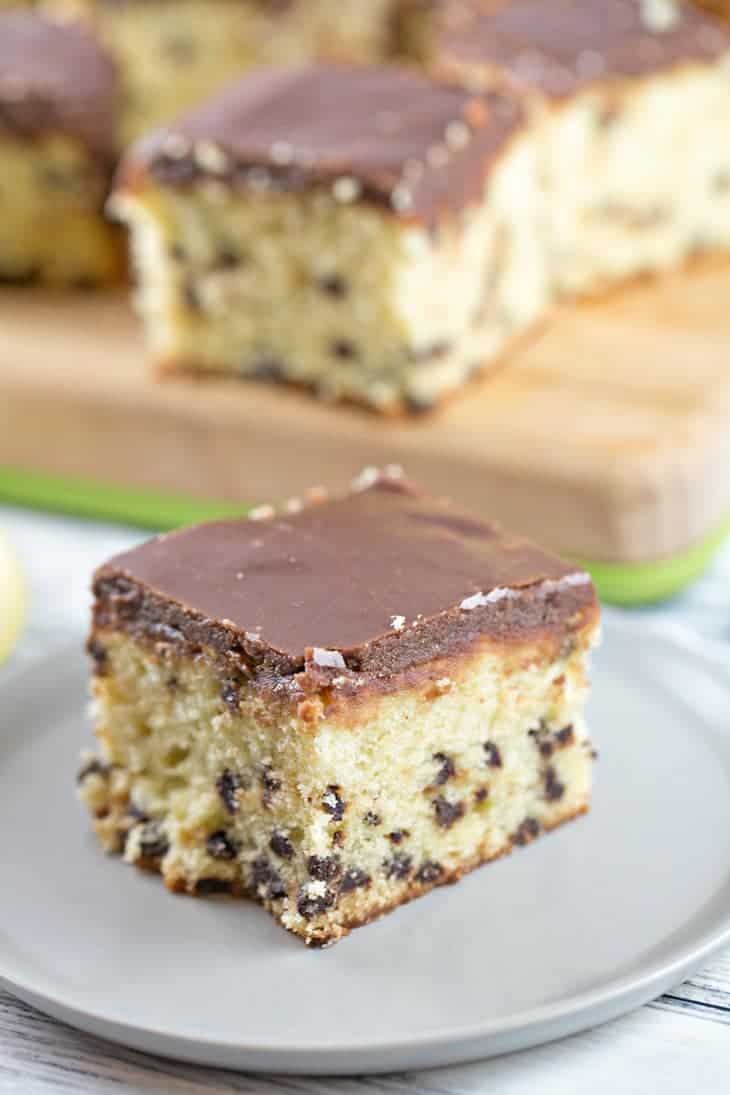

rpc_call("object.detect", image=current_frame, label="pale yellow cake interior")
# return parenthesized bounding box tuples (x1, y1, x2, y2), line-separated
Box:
(115, 126, 549, 410)
(80, 620, 597, 945)
(0, 135, 121, 285)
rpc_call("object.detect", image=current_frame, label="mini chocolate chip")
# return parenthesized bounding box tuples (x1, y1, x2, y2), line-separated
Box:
(297, 889, 337, 920)
(322, 785, 345, 821)
(404, 395, 434, 415)
(590, 747, 600, 760)
(319, 274, 348, 297)
(513, 818, 540, 846)
(340, 867, 371, 893)
(383, 853, 413, 880)
(537, 736, 554, 758)
(216, 244, 240, 269)
(169, 241, 186, 262)
(87, 639, 108, 675)
(138, 822, 169, 860)
(433, 752, 455, 786)
(432, 796, 465, 829)
(483, 741, 502, 768)
(206, 830, 240, 860)
(216, 769, 244, 814)
(196, 877, 233, 895)
(556, 725, 575, 747)
(251, 856, 286, 900)
(76, 758, 107, 785)
(416, 861, 443, 884)
(126, 802, 148, 821)
(251, 855, 271, 887)
(474, 786, 489, 804)
(332, 829, 345, 848)
(363, 811, 381, 826)
(268, 876, 287, 900)
(0, 264, 39, 286)
(308, 855, 341, 881)
(388, 830, 409, 845)
(331, 338, 358, 360)
(270, 831, 294, 860)
(529, 724, 554, 758)
(544, 766, 566, 802)
(220, 677, 241, 712)
(184, 280, 203, 313)
(261, 766, 282, 793)
(166, 675, 179, 690)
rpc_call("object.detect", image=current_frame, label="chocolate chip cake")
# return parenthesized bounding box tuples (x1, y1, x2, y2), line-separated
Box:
(78, 473, 600, 946)
(111, 64, 549, 412)
(0, 12, 122, 286)
(63, 0, 403, 143)
(435, 0, 730, 296)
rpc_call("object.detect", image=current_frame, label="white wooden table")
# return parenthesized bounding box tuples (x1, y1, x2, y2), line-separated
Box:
(2, 505, 729, 1094)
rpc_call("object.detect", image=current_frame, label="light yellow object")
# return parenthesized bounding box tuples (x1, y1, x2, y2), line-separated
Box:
(0, 532, 25, 666)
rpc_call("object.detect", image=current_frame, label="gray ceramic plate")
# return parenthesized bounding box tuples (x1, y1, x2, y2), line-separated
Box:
(1, 615, 730, 1075)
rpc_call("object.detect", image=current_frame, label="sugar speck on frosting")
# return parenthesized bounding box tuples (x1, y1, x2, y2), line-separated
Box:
(460, 588, 517, 611)
(312, 648, 347, 669)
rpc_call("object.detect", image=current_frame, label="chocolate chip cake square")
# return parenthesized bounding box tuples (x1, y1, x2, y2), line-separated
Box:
(0, 12, 123, 286)
(111, 64, 549, 412)
(65, 0, 402, 143)
(78, 473, 600, 946)
(435, 0, 730, 296)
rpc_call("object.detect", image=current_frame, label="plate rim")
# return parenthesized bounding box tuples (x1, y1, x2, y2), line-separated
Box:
(1, 615, 729, 1073)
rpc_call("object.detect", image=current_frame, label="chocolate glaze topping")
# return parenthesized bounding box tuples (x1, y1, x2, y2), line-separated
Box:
(0, 13, 118, 157)
(119, 64, 526, 225)
(438, 0, 730, 97)
(92, 478, 598, 692)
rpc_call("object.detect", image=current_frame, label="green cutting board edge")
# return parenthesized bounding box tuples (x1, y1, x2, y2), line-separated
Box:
(1, 465, 727, 607)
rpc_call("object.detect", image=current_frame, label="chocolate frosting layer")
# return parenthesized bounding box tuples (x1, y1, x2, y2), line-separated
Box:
(0, 13, 118, 156)
(118, 64, 526, 225)
(438, 0, 730, 96)
(93, 479, 598, 685)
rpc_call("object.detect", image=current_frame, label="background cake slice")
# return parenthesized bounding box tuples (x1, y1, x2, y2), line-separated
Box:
(434, 0, 730, 296)
(60, 0, 403, 143)
(0, 12, 122, 286)
(78, 474, 600, 946)
(111, 64, 550, 413)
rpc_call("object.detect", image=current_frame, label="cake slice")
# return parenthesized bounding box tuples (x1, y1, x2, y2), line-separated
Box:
(0, 12, 122, 286)
(78, 473, 600, 947)
(111, 64, 550, 413)
(434, 0, 730, 296)
(62, 0, 402, 143)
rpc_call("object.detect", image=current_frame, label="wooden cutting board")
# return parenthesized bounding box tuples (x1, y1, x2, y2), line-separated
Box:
(1, 261, 729, 573)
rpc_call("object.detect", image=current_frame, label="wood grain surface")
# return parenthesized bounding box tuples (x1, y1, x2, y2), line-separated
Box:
(2, 261, 730, 563)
